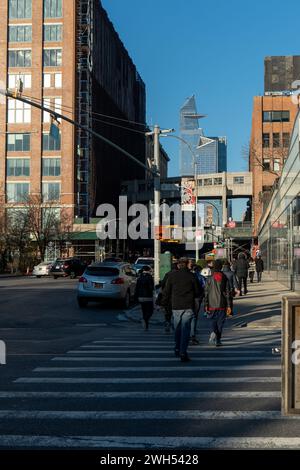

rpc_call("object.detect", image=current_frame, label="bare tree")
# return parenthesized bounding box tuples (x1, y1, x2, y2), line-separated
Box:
(242, 139, 288, 177)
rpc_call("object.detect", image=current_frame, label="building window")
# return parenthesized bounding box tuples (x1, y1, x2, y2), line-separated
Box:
(7, 158, 30, 177)
(262, 111, 290, 122)
(8, 73, 31, 89)
(283, 132, 290, 147)
(197, 179, 203, 186)
(274, 159, 280, 172)
(9, 25, 32, 42)
(55, 73, 62, 87)
(214, 178, 222, 185)
(42, 182, 60, 202)
(273, 133, 280, 148)
(43, 48, 62, 66)
(6, 182, 29, 202)
(204, 178, 212, 186)
(43, 97, 62, 123)
(44, 24, 62, 42)
(44, 0, 62, 18)
(7, 98, 31, 123)
(42, 157, 61, 176)
(233, 176, 244, 184)
(262, 133, 270, 148)
(263, 159, 271, 171)
(42, 132, 61, 151)
(8, 50, 32, 67)
(7, 133, 30, 152)
(43, 73, 51, 88)
(9, 0, 31, 19)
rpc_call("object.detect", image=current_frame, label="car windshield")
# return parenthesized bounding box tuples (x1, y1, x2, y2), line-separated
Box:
(85, 267, 119, 277)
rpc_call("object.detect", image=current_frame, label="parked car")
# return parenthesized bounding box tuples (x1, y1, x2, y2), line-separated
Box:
(133, 257, 154, 275)
(33, 261, 55, 278)
(77, 262, 137, 308)
(50, 258, 86, 279)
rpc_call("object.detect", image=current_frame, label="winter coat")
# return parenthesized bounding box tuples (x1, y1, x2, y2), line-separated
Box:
(255, 258, 264, 272)
(234, 254, 249, 278)
(134, 272, 154, 302)
(204, 271, 231, 311)
(222, 266, 238, 291)
(162, 267, 200, 310)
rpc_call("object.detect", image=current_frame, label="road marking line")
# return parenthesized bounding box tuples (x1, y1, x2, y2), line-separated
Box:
(14, 376, 282, 383)
(0, 410, 296, 419)
(33, 365, 281, 371)
(52, 356, 279, 362)
(1, 435, 300, 448)
(0, 391, 281, 398)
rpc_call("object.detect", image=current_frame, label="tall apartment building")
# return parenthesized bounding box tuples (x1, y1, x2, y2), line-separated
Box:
(0, 0, 146, 228)
(250, 56, 300, 235)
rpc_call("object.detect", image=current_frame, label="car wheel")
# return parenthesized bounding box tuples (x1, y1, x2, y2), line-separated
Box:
(78, 298, 88, 308)
(123, 290, 131, 309)
(53, 275, 59, 280)
(36, 276, 41, 279)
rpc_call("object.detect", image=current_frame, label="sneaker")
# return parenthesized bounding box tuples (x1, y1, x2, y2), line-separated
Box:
(190, 336, 200, 345)
(180, 354, 191, 362)
(216, 340, 223, 347)
(209, 332, 216, 345)
(174, 349, 180, 357)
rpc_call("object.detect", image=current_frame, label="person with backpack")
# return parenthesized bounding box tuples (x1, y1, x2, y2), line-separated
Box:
(134, 265, 154, 331)
(222, 260, 239, 316)
(205, 259, 231, 346)
(188, 261, 206, 344)
(234, 252, 249, 296)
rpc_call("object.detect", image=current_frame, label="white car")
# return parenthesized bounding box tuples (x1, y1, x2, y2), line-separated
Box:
(133, 257, 154, 275)
(77, 262, 137, 309)
(33, 261, 55, 278)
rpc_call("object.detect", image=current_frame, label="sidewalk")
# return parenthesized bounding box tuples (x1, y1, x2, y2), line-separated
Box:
(118, 275, 293, 330)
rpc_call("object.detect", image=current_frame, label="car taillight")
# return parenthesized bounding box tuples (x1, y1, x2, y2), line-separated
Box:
(79, 277, 87, 283)
(111, 277, 124, 285)
(63, 264, 69, 269)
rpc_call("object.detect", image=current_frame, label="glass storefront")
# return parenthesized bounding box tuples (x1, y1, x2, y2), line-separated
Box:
(259, 110, 300, 291)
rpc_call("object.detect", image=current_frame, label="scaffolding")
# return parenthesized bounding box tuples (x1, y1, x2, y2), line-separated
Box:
(76, 0, 94, 222)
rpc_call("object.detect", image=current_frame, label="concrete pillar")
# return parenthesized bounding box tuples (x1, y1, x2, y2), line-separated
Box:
(222, 172, 227, 226)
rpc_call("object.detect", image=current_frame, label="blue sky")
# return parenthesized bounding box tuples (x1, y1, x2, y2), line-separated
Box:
(101, 0, 300, 217)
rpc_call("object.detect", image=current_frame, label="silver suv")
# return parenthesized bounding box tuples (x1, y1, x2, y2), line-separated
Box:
(77, 262, 137, 309)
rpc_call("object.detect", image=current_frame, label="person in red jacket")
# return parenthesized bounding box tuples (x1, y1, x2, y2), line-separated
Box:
(204, 259, 231, 347)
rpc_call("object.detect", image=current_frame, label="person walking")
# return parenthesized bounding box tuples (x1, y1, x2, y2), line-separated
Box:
(189, 262, 205, 344)
(205, 259, 231, 346)
(248, 257, 256, 283)
(134, 265, 154, 331)
(255, 255, 264, 283)
(160, 262, 178, 332)
(234, 252, 249, 296)
(222, 260, 239, 316)
(162, 257, 200, 362)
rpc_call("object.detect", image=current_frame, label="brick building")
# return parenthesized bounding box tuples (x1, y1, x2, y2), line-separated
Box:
(250, 94, 298, 234)
(0, 0, 146, 231)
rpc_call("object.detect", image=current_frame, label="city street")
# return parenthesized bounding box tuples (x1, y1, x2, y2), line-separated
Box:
(0, 275, 299, 449)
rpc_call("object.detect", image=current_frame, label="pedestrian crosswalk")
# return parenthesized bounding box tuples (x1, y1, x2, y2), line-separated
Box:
(1, 323, 299, 449)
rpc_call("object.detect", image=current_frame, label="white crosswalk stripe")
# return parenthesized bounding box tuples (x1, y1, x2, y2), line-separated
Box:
(1, 324, 292, 449)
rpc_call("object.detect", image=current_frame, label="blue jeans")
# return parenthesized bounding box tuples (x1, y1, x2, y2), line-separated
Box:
(209, 309, 226, 341)
(173, 309, 194, 355)
(190, 297, 203, 337)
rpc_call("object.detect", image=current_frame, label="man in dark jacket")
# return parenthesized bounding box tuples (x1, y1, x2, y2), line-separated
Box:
(234, 252, 249, 295)
(162, 257, 200, 362)
(134, 266, 154, 331)
(205, 259, 231, 346)
(255, 255, 264, 282)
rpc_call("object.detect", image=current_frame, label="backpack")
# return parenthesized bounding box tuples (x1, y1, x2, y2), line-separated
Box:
(195, 271, 206, 294)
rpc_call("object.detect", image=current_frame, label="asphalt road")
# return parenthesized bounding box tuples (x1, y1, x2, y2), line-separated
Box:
(0, 275, 299, 450)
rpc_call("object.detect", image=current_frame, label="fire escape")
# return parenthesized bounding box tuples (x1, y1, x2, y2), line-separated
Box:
(76, 0, 93, 222)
